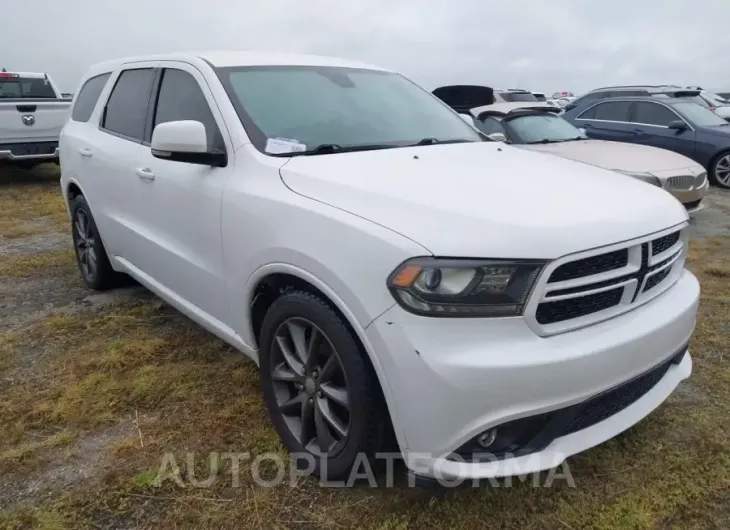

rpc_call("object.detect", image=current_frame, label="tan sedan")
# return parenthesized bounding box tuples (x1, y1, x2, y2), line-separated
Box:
(470, 102, 708, 212)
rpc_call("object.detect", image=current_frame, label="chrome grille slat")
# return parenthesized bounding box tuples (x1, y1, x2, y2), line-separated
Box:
(667, 172, 706, 191)
(525, 226, 688, 336)
(667, 175, 695, 190)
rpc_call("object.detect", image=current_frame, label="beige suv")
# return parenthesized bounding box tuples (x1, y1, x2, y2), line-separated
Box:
(433, 85, 708, 212)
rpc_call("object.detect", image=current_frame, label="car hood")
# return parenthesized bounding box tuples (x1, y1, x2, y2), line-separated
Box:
(279, 142, 688, 259)
(521, 139, 699, 174)
(701, 124, 730, 138)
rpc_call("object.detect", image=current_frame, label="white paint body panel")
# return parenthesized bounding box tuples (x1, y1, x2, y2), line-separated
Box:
(59, 51, 699, 480)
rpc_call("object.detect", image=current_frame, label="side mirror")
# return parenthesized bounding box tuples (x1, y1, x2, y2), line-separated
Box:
(487, 132, 507, 142)
(668, 120, 688, 131)
(151, 120, 227, 167)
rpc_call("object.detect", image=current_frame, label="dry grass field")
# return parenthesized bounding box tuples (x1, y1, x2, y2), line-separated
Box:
(1, 164, 729, 529)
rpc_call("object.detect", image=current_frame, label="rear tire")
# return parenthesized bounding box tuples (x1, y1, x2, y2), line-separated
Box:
(709, 150, 730, 189)
(258, 290, 390, 481)
(70, 195, 118, 290)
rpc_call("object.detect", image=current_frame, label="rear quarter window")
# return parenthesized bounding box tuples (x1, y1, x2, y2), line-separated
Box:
(71, 73, 112, 123)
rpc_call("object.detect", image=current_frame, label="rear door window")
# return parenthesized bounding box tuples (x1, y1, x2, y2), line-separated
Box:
(71, 73, 111, 123)
(101, 68, 156, 142)
(590, 101, 632, 122)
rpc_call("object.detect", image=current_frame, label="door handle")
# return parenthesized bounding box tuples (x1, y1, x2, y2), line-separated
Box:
(632, 129, 646, 135)
(78, 148, 93, 158)
(136, 168, 155, 181)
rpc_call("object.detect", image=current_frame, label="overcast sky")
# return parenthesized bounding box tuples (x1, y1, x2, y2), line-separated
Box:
(5, 0, 730, 94)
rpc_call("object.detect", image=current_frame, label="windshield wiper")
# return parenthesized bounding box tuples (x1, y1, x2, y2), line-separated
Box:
(410, 138, 475, 146)
(525, 139, 565, 144)
(271, 143, 402, 157)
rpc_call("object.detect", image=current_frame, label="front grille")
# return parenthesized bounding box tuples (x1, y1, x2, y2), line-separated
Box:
(548, 249, 628, 283)
(651, 232, 679, 255)
(667, 175, 695, 190)
(644, 268, 672, 292)
(536, 288, 622, 325)
(0, 142, 58, 156)
(531, 228, 685, 332)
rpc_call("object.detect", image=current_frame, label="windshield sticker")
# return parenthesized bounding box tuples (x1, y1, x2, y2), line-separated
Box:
(265, 137, 307, 154)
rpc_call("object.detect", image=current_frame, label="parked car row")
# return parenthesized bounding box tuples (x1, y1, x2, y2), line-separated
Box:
(58, 51, 700, 484)
(440, 82, 730, 192)
(563, 93, 730, 189)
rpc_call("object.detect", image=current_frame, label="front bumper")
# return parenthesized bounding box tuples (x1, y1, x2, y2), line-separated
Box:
(366, 269, 699, 480)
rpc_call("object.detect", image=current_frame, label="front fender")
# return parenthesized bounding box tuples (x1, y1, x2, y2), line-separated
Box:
(236, 258, 409, 453)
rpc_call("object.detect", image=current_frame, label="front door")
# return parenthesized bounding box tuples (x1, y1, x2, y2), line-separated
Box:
(629, 101, 697, 160)
(131, 63, 233, 323)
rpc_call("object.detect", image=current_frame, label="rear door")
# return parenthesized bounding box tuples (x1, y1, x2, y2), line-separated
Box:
(574, 100, 635, 143)
(83, 65, 158, 259)
(131, 63, 232, 322)
(629, 101, 697, 159)
(60, 71, 112, 203)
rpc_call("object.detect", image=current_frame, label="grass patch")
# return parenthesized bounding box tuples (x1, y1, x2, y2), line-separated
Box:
(0, 248, 75, 278)
(0, 164, 67, 239)
(0, 431, 77, 468)
(1, 163, 729, 528)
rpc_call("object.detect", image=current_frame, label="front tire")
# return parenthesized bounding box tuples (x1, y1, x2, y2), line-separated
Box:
(259, 290, 389, 480)
(70, 195, 118, 290)
(710, 151, 730, 189)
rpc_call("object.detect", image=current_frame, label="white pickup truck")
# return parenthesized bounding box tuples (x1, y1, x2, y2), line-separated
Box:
(0, 70, 72, 168)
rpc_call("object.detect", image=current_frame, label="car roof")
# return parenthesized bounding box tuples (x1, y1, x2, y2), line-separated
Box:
(84, 50, 389, 76)
(470, 101, 555, 116)
(577, 95, 690, 107)
(588, 85, 682, 92)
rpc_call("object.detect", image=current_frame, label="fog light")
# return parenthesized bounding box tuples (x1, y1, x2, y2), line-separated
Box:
(477, 429, 497, 448)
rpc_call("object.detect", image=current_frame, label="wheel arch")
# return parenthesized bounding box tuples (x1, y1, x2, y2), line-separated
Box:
(63, 178, 88, 217)
(244, 263, 407, 452)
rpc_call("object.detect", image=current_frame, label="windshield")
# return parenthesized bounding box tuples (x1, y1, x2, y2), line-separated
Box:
(672, 101, 729, 127)
(681, 95, 711, 109)
(717, 92, 730, 101)
(499, 92, 538, 103)
(0, 77, 57, 98)
(702, 91, 730, 106)
(216, 66, 482, 155)
(505, 114, 585, 144)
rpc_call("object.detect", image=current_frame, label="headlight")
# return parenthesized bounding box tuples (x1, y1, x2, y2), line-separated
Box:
(614, 170, 662, 187)
(387, 258, 545, 317)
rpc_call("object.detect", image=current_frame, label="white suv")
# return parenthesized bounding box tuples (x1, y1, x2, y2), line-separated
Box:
(59, 51, 699, 483)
